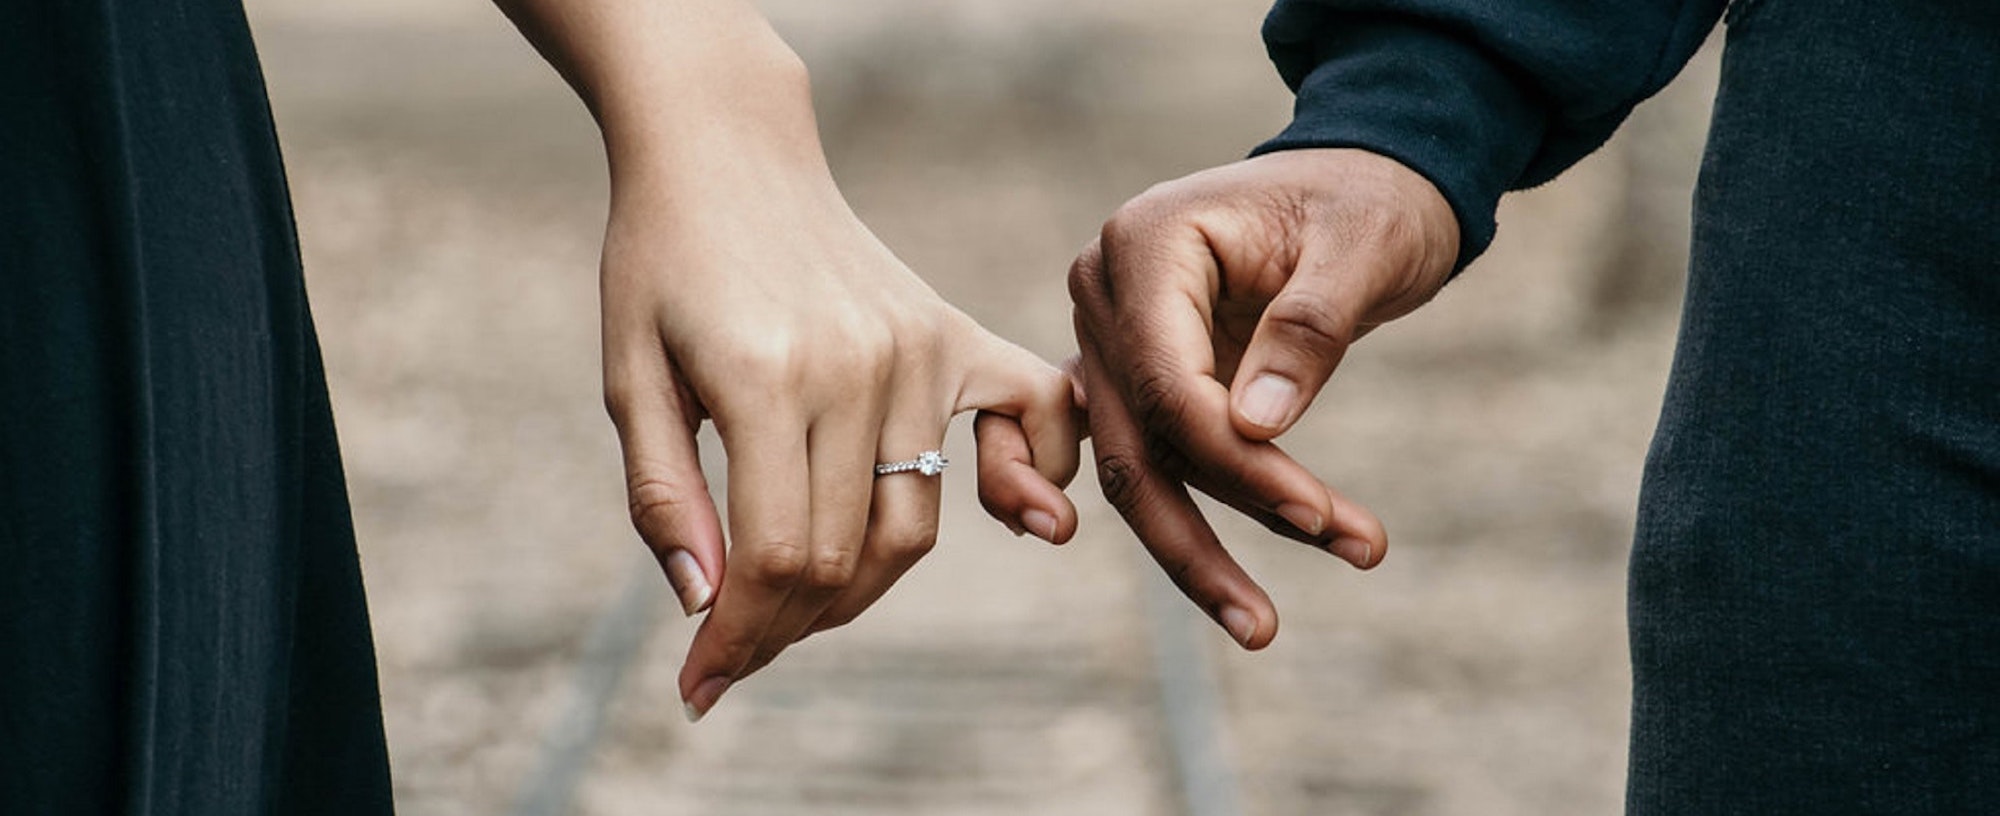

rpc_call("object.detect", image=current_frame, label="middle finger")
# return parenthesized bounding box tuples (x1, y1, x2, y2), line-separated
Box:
(736, 401, 883, 676)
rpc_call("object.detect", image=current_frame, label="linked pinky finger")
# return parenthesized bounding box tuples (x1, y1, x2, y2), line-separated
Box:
(974, 410, 1078, 545)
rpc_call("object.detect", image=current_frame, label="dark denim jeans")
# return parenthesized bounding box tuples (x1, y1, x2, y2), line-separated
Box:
(1626, 1, 2000, 811)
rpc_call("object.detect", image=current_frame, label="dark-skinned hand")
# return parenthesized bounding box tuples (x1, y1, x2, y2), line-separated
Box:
(1067, 148, 1460, 648)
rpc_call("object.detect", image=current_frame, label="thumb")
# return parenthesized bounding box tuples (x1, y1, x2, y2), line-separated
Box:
(1226, 242, 1366, 442)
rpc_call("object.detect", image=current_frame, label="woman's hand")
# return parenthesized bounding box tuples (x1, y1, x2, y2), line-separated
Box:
(491, 0, 1080, 721)
(600, 113, 1079, 723)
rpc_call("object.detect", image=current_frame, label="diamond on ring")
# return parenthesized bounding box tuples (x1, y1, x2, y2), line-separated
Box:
(875, 450, 948, 477)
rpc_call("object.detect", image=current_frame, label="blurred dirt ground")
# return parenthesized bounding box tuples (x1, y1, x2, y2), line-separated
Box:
(243, 1, 1720, 813)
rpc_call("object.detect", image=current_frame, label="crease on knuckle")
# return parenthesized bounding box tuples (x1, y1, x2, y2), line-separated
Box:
(1264, 291, 1353, 358)
(1095, 450, 1148, 515)
(1140, 432, 1193, 480)
(748, 540, 810, 588)
(709, 628, 765, 664)
(626, 471, 700, 538)
(1128, 367, 1191, 431)
(801, 548, 859, 591)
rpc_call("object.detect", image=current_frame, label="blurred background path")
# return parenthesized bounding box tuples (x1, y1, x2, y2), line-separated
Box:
(244, 1, 1719, 812)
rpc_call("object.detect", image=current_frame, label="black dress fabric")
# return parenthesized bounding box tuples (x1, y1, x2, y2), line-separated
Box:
(1256, 0, 2000, 811)
(0, 1, 394, 813)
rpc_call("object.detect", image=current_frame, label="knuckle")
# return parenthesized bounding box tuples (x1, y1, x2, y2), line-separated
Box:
(887, 526, 940, 562)
(1140, 432, 1193, 481)
(1034, 365, 1078, 413)
(1103, 179, 1219, 246)
(714, 339, 797, 391)
(602, 382, 635, 424)
(1118, 180, 1191, 224)
(1098, 202, 1171, 258)
(816, 314, 901, 392)
(847, 316, 901, 365)
(1098, 209, 1145, 249)
(747, 540, 810, 588)
(1094, 450, 1148, 514)
(1127, 367, 1190, 430)
(712, 316, 897, 404)
(801, 548, 859, 591)
(1264, 291, 1353, 356)
(1066, 250, 1106, 304)
(600, 376, 656, 428)
(708, 629, 764, 664)
(626, 472, 699, 535)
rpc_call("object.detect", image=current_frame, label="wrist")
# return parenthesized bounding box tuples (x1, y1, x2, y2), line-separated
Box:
(596, 30, 815, 157)
(598, 40, 842, 213)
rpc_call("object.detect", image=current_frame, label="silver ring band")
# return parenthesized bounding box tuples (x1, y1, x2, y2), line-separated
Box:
(875, 450, 948, 477)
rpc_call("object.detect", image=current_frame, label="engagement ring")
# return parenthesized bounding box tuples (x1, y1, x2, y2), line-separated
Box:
(875, 451, 948, 477)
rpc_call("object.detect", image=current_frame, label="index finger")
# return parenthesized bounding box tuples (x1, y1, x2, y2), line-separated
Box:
(1077, 223, 1339, 542)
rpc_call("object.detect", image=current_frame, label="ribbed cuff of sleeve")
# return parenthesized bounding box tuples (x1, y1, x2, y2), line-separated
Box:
(1251, 17, 1547, 273)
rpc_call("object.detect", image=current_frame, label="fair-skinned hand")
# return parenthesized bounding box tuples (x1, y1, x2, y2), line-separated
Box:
(1067, 148, 1460, 649)
(489, 0, 1082, 721)
(493, 0, 1083, 721)
(601, 142, 1082, 720)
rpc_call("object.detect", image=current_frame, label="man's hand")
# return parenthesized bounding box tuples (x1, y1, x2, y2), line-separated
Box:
(1068, 148, 1460, 648)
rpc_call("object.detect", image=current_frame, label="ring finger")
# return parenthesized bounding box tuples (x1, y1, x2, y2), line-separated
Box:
(801, 412, 947, 638)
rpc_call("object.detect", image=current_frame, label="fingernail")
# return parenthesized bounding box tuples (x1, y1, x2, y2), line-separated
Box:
(683, 676, 732, 723)
(1219, 606, 1257, 648)
(1330, 537, 1373, 569)
(1020, 509, 1060, 544)
(1276, 503, 1325, 538)
(1237, 374, 1298, 430)
(664, 550, 713, 616)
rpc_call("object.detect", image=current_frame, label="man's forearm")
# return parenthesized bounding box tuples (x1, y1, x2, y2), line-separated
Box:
(1258, 0, 1727, 271)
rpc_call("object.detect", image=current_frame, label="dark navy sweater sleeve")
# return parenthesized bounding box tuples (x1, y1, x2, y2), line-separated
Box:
(1251, 1, 1727, 270)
